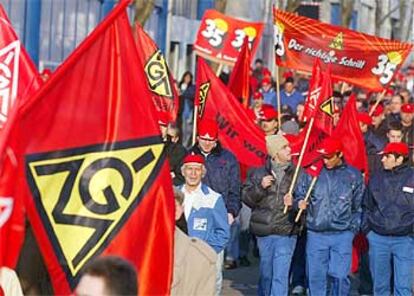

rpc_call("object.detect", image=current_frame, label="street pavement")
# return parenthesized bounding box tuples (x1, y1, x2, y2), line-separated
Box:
(222, 257, 259, 296)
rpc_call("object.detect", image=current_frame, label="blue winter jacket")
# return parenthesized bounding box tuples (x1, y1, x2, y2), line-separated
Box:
(180, 184, 230, 253)
(363, 163, 414, 236)
(190, 143, 241, 217)
(295, 163, 364, 233)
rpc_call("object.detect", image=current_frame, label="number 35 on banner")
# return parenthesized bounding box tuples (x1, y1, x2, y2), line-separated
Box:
(371, 52, 402, 85)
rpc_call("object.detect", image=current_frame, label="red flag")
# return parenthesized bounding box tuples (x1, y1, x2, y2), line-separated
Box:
(0, 1, 174, 294)
(195, 58, 266, 167)
(334, 94, 369, 182)
(273, 8, 413, 91)
(134, 22, 179, 122)
(0, 4, 41, 268)
(303, 59, 323, 122)
(228, 37, 251, 108)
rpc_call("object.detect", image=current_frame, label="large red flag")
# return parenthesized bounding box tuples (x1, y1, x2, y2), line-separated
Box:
(334, 94, 369, 182)
(273, 8, 413, 91)
(195, 58, 266, 167)
(0, 1, 174, 294)
(228, 37, 251, 108)
(302, 59, 323, 122)
(134, 22, 179, 122)
(0, 4, 42, 268)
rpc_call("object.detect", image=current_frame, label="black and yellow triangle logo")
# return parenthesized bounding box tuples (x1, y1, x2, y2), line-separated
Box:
(329, 32, 344, 50)
(319, 97, 335, 117)
(144, 50, 173, 98)
(26, 137, 165, 288)
(198, 81, 211, 118)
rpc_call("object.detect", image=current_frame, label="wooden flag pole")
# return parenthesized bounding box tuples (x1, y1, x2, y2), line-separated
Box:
(283, 117, 315, 214)
(216, 63, 224, 77)
(275, 64, 282, 127)
(369, 89, 386, 116)
(294, 176, 317, 222)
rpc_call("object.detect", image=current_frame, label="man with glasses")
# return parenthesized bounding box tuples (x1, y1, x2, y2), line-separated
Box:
(295, 137, 364, 296)
(363, 142, 413, 295)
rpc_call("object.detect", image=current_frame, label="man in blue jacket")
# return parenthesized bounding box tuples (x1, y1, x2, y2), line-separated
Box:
(180, 153, 230, 295)
(295, 137, 364, 296)
(190, 119, 241, 269)
(363, 142, 414, 296)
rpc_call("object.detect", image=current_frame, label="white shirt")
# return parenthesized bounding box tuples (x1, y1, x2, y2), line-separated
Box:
(183, 184, 202, 219)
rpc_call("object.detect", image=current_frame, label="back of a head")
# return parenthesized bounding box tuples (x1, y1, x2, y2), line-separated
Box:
(81, 256, 138, 295)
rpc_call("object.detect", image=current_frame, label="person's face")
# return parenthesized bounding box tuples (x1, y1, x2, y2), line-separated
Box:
(262, 82, 271, 91)
(260, 119, 278, 135)
(255, 62, 263, 70)
(400, 112, 413, 125)
(253, 98, 263, 108)
(399, 90, 410, 102)
(183, 73, 192, 84)
(167, 127, 179, 143)
(390, 96, 402, 113)
(381, 154, 401, 170)
(197, 137, 217, 153)
(182, 164, 204, 187)
(387, 130, 403, 143)
(296, 104, 304, 121)
(75, 275, 108, 296)
(359, 122, 368, 133)
(284, 82, 294, 93)
(273, 144, 292, 164)
(322, 152, 342, 169)
(372, 114, 384, 126)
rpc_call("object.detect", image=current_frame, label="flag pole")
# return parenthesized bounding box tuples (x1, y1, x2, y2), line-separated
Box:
(368, 89, 386, 116)
(283, 117, 315, 213)
(275, 64, 282, 127)
(216, 63, 224, 76)
(294, 176, 317, 222)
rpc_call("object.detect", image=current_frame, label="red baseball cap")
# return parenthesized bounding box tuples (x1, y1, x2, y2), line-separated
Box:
(357, 112, 372, 125)
(253, 91, 264, 100)
(262, 77, 272, 85)
(260, 106, 278, 121)
(401, 103, 414, 114)
(183, 153, 205, 165)
(157, 111, 169, 126)
(317, 138, 343, 155)
(380, 142, 409, 156)
(369, 104, 384, 117)
(198, 119, 218, 140)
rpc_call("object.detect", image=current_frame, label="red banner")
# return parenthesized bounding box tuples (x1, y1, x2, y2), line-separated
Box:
(0, 2, 174, 294)
(195, 58, 266, 167)
(134, 22, 179, 122)
(194, 9, 264, 66)
(274, 8, 413, 91)
(0, 4, 41, 268)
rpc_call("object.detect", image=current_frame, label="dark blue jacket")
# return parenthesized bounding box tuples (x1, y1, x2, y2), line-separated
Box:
(295, 163, 364, 233)
(363, 163, 414, 236)
(190, 143, 241, 217)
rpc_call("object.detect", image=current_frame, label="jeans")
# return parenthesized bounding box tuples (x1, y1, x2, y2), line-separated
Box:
(215, 250, 224, 296)
(225, 220, 240, 261)
(367, 231, 414, 296)
(306, 230, 354, 296)
(257, 234, 297, 296)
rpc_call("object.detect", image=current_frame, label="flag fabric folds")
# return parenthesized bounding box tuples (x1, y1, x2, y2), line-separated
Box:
(273, 8, 413, 91)
(228, 37, 251, 108)
(134, 22, 179, 122)
(0, 4, 41, 268)
(0, 1, 174, 294)
(195, 58, 266, 167)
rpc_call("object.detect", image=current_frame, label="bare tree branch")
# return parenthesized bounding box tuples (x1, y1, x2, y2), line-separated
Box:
(286, 0, 301, 12)
(341, 0, 354, 27)
(215, 0, 227, 13)
(134, 0, 155, 26)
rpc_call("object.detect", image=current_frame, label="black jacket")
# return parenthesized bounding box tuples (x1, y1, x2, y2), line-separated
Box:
(242, 159, 301, 236)
(363, 163, 414, 236)
(166, 141, 186, 186)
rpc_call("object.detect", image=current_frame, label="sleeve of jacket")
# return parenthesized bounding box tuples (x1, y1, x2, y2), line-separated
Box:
(351, 171, 365, 234)
(207, 196, 230, 253)
(241, 168, 267, 209)
(361, 181, 374, 234)
(293, 172, 312, 210)
(225, 153, 242, 217)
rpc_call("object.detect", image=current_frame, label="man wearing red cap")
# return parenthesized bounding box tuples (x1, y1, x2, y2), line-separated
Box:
(369, 103, 388, 141)
(179, 153, 230, 295)
(259, 105, 279, 136)
(280, 77, 304, 114)
(242, 134, 301, 296)
(189, 119, 241, 274)
(259, 77, 277, 109)
(363, 142, 414, 295)
(295, 137, 364, 296)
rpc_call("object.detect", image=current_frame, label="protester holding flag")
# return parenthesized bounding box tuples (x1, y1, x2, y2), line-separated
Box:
(179, 153, 230, 295)
(259, 106, 279, 136)
(362, 142, 414, 296)
(242, 134, 301, 296)
(295, 137, 364, 296)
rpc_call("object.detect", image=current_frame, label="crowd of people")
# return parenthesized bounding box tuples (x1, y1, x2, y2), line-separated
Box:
(164, 58, 414, 296)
